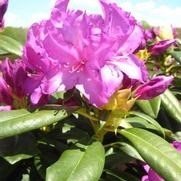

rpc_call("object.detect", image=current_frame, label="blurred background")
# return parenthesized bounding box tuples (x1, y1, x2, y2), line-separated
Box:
(4, 0, 181, 28)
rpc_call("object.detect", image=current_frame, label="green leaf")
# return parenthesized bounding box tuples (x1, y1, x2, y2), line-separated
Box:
(169, 50, 181, 64)
(116, 142, 143, 161)
(126, 116, 158, 129)
(0, 27, 27, 46)
(46, 142, 105, 181)
(0, 110, 68, 139)
(0, 34, 23, 57)
(160, 89, 181, 124)
(0, 109, 30, 123)
(119, 128, 181, 181)
(136, 96, 161, 118)
(21, 174, 30, 181)
(129, 111, 164, 136)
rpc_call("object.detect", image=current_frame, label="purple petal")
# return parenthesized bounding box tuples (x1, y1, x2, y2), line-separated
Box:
(172, 141, 181, 153)
(149, 39, 176, 55)
(0, 105, 12, 111)
(135, 76, 173, 99)
(148, 169, 164, 181)
(41, 68, 65, 94)
(43, 33, 79, 65)
(53, 0, 69, 12)
(141, 175, 149, 181)
(30, 87, 43, 105)
(118, 25, 144, 54)
(0, 76, 12, 105)
(0, 0, 8, 28)
(100, 0, 132, 35)
(76, 73, 108, 107)
(100, 0, 144, 54)
(111, 55, 148, 83)
(24, 74, 43, 95)
(144, 29, 156, 41)
(23, 23, 51, 72)
(76, 63, 124, 107)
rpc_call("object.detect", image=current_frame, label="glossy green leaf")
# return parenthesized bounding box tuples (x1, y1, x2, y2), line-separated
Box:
(46, 142, 105, 181)
(0, 34, 22, 57)
(0, 109, 30, 123)
(119, 128, 181, 181)
(126, 116, 158, 129)
(0, 110, 68, 139)
(129, 111, 164, 136)
(160, 89, 181, 124)
(136, 96, 161, 118)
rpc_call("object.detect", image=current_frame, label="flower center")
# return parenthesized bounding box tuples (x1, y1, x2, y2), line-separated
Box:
(70, 60, 85, 73)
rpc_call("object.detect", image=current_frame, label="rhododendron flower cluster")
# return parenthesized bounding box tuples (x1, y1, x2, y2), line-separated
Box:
(0, 0, 173, 109)
(0, 0, 8, 28)
(23, 0, 146, 107)
(19, 0, 172, 107)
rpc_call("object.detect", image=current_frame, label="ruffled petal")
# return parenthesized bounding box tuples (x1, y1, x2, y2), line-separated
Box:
(111, 55, 148, 82)
(76, 64, 123, 107)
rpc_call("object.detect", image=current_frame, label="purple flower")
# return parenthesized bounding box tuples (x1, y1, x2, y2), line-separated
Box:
(148, 39, 176, 55)
(135, 75, 173, 100)
(144, 29, 156, 42)
(0, 74, 13, 106)
(0, 59, 28, 109)
(0, 0, 8, 28)
(0, 59, 49, 109)
(23, 0, 147, 107)
(142, 141, 181, 181)
(0, 59, 27, 111)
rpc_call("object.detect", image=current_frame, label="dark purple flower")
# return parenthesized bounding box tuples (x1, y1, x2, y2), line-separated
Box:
(135, 75, 173, 99)
(0, 0, 8, 28)
(0, 59, 49, 109)
(0, 59, 28, 109)
(0, 75, 13, 105)
(148, 39, 176, 55)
